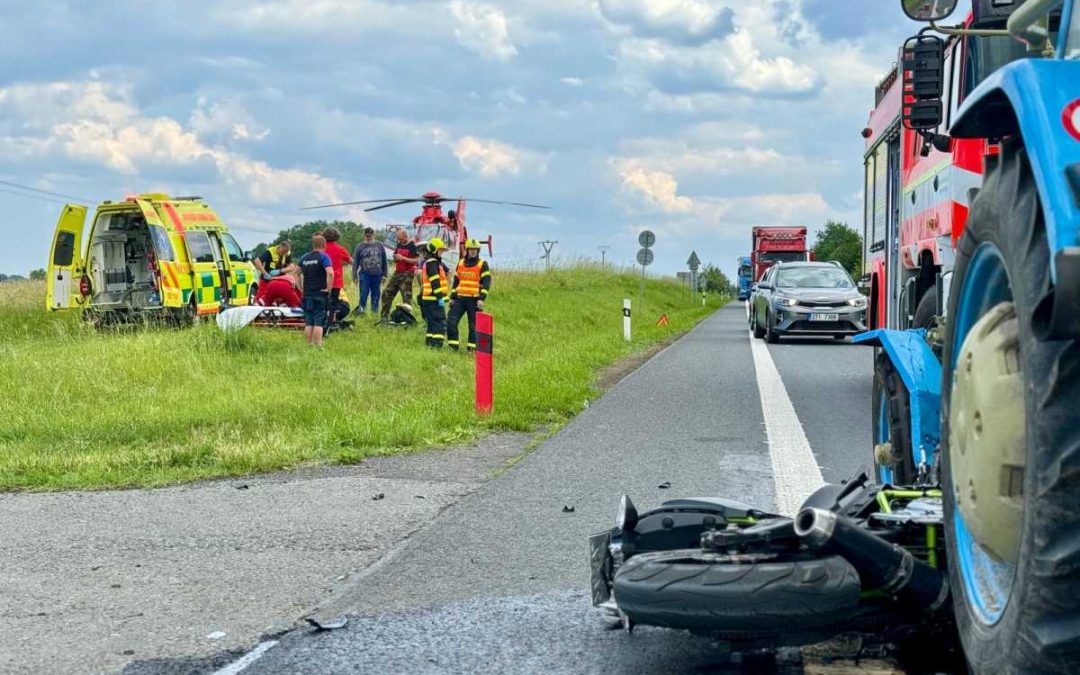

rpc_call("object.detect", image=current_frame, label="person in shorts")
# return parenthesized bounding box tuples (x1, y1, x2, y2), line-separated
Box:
(321, 227, 353, 326)
(300, 235, 334, 347)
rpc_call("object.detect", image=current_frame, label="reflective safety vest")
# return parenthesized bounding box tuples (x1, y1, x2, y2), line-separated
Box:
(421, 258, 448, 300)
(267, 247, 290, 271)
(455, 258, 490, 298)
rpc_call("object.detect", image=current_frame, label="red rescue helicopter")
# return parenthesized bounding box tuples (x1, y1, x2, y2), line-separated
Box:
(303, 192, 549, 261)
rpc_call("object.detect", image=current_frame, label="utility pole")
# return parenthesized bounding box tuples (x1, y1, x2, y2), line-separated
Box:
(598, 246, 610, 271)
(539, 240, 558, 271)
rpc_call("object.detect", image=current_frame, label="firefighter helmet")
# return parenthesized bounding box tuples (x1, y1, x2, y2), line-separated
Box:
(465, 238, 481, 250)
(427, 237, 447, 253)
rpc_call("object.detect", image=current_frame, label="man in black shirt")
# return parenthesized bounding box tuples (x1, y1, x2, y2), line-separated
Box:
(299, 235, 334, 347)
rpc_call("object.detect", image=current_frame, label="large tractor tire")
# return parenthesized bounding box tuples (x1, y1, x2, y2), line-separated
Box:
(871, 352, 916, 486)
(940, 140, 1080, 673)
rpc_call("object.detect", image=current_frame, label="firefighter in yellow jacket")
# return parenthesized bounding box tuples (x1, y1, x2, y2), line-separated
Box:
(447, 239, 492, 351)
(420, 238, 450, 348)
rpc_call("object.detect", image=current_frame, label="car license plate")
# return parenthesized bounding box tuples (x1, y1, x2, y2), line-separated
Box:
(810, 313, 839, 321)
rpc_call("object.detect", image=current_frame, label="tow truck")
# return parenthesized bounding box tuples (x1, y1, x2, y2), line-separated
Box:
(589, 2, 1080, 672)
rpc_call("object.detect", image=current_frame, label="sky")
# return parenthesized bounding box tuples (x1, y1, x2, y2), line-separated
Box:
(0, 0, 918, 278)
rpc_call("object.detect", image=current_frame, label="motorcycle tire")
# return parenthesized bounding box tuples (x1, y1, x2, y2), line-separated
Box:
(612, 549, 860, 638)
(941, 139, 1080, 674)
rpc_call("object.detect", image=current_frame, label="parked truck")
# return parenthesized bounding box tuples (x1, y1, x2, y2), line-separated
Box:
(750, 226, 809, 281)
(736, 256, 753, 300)
(856, 0, 1080, 671)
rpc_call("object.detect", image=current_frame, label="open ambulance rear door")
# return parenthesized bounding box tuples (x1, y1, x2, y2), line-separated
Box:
(46, 204, 88, 311)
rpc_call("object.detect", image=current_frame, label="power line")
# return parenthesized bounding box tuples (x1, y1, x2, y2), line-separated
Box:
(0, 187, 71, 206)
(539, 240, 558, 271)
(0, 179, 91, 204)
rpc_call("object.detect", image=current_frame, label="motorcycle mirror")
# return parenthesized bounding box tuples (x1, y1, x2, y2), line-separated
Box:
(616, 495, 639, 531)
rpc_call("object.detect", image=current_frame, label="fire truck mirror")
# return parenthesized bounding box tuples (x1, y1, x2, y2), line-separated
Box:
(901, 34, 945, 131)
(900, 0, 958, 22)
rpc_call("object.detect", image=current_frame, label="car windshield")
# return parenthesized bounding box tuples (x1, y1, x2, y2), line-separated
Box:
(760, 251, 805, 264)
(776, 267, 854, 289)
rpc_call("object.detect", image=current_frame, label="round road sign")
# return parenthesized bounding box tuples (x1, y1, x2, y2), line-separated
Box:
(638, 230, 656, 248)
(636, 248, 655, 266)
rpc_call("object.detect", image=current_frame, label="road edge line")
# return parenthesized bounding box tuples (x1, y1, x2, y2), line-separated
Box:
(748, 329, 826, 515)
(210, 639, 279, 675)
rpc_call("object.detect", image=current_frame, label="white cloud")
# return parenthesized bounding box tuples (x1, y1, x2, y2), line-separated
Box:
(611, 158, 693, 213)
(0, 80, 339, 205)
(449, 1, 518, 61)
(599, 0, 735, 43)
(560, 77, 584, 87)
(451, 135, 539, 178)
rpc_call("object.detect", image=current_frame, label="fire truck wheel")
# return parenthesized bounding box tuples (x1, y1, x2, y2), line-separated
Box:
(941, 139, 1080, 673)
(912, 283, 937, 329)
(871, 352, 915, 485)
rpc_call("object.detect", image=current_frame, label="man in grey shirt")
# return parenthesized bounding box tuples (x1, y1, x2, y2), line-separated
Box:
(352, 227, 388, 316)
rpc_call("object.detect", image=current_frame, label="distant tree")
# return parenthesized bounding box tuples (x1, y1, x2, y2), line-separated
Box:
(29, 268, 46, 280)
(700, 264, 732, 295)
(255, 220, 369, 258)
(813, 220, 863, 277)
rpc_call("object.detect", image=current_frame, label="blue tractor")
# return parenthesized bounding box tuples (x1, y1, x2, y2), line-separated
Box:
(855, 0, 1080, 670)
(736, 256, 753, 301)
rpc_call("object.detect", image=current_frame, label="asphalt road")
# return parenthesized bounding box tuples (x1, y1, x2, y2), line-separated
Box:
(138, 303, 875, 675)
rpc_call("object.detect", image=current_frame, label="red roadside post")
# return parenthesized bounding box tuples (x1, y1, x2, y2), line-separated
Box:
(476, 311, 494, 415)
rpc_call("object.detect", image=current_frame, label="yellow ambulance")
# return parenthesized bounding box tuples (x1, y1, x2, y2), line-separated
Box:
(46, 194, 258, 323)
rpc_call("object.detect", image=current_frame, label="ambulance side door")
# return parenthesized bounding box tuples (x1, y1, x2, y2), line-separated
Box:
(135, 199, 182, 308)
(204, 231, 235, 305)
(183, 230, 222, 312)
(217, 232, 252, 304)
(46, 204, 88, 311)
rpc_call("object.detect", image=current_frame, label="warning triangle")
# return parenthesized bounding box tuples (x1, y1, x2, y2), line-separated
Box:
(656, 314, 670, 326)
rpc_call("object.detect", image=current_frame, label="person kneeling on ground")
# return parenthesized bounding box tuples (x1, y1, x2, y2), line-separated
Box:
(388, 303, 417, 327)
(300, 235, 334, 348)
(254, 240, 295, 282)
(419, 238, 450, 348)
(447, 238, 491, 351)
(255, 268, 302, 308)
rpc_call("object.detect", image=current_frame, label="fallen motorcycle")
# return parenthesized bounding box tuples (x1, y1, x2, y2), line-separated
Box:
(589, 473, 955, 653)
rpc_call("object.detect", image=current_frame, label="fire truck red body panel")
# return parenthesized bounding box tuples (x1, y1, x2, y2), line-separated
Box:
(862, 24, 991, 330)
(750, 226, 809, 281)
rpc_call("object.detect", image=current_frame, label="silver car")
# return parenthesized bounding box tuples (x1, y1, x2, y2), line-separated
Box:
(749, 262, 867, 342)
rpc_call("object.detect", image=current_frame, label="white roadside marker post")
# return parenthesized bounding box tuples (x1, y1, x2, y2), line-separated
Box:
(623, 299, 632, 342)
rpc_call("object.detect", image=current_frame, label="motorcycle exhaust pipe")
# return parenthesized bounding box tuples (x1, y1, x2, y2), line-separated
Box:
(795, 507, 949, 612)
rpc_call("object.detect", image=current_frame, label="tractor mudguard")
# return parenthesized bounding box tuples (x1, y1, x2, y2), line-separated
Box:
(950, 59, 1080, 338)
(853, 329, 941, 475)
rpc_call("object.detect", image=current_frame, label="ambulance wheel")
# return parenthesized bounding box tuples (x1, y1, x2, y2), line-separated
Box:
(172, 300, 197, 327)
(248, 284, 258, 306)
(871, 352, 915, 486)
(941, 140, 1080, 673)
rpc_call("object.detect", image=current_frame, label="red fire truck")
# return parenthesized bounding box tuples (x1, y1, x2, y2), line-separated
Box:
(750, 225, 809, 281)
(861, 6, 1031, 330)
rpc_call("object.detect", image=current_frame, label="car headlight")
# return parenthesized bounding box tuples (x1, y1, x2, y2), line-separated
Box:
(775, 296, 798, 307)
(847, 296, 867, 307)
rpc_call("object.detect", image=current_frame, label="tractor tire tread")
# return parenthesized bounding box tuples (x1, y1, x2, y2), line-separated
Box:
(941, 139, 1080, 673)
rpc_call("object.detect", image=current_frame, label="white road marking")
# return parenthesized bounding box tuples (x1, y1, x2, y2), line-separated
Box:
(748, 330, 826, 516)
(211, 640, 279, 675)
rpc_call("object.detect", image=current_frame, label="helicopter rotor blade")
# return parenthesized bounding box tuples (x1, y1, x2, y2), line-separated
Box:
(364, 199, 424, 213)
(301, 198, 419, 211)
(442, 197, 550, 209)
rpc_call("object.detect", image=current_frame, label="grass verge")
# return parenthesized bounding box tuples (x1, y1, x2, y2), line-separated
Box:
(0, 268, 726, 490)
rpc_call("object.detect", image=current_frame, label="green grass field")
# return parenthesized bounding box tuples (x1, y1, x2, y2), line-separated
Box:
(0, 268, 725, 490)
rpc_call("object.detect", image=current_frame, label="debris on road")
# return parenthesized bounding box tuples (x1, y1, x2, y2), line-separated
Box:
(657, 481, 671, 489)
(305, 616, 348, 631)
(372, 493, 385, 501)
(562, 506, 575, 513)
